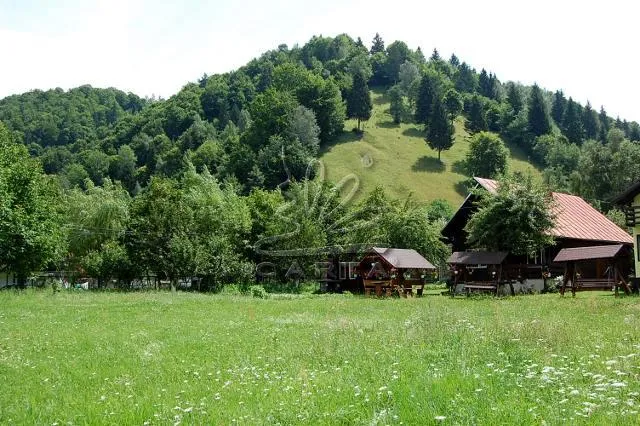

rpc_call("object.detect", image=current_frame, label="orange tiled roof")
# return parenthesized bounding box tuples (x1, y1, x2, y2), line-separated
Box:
(473, 177, 633, 245)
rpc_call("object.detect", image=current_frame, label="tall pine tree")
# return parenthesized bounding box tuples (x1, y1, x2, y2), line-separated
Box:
(598, 106, 610, 142)
(346, 71, 372, 131)
(370, 33, 385, 55)
(506, 82, 523, 114)
(551, 90, 567, 125)
(527, 83, 552, 136)
(582, 101, 599, 140)
(426, 96, 454, 161)
(415, 72, 438, 125)
(468, 94, 487, 133)
(562, 97, 584, 144)
(478, 69, 491, 98)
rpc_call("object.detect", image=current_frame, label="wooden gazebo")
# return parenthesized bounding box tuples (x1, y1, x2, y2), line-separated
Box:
(448, 251, 509, 296)
(357, 247, 436, 297)
(554, 244, 632, 296)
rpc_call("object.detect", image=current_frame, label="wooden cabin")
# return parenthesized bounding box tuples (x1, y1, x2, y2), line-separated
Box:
(357, 247, 436, 297)
(554, 244, 632, 296)
(442, 177, 633, 287)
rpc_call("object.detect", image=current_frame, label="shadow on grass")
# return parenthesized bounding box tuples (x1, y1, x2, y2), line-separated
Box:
(452, 160, 467, 175)
(319, 130, 363, 153)
(378, 120, 400, 129)
(412, 156, 446, 173)
(455, 180, 471, 197)
(402, 127, 424, 138)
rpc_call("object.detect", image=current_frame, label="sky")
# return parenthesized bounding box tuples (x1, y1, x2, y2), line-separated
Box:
(1, 0, 639, 121)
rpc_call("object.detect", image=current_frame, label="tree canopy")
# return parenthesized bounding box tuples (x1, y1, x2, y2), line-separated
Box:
(465, 174, 556, 255)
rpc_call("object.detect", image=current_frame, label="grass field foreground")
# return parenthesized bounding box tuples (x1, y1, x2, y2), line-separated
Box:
(1, 291, 640, 424)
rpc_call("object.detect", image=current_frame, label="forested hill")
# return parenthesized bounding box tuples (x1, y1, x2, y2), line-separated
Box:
(2, 33, 640, 206)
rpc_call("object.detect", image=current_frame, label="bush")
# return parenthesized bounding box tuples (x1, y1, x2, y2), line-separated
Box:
(220, 284, 242, 295)
(249, 285, 268, 299)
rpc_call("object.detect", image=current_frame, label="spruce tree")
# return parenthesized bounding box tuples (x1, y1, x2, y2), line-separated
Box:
(582, 101, 599, 140)
(488, 73, 499, 100)
(562, 97, 584, 144)
(443, 88, 463, 125)
(629, 122, 640, 142)
(346, 71, 372, 131)
(478, 69, 491, 98)
(468, 94, 487, 133)
(449, 53, 460, 67)
(598, 106, 610, 142)
(370, 33, 385, 55)
(415, 73, 438, 125)
(388, 85, 405, 124)
(551, 90, 567, 125)
(506, 82, 523, 114)
(454, 62, 477, 93)
(527, 83, 552, 136)
(430, 48, 441, 61)
(426, 96, 454, 161)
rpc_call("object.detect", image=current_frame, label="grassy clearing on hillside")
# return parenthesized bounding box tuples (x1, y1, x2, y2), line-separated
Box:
(321, 89, 540, 207)
(1, 290, 640, 424)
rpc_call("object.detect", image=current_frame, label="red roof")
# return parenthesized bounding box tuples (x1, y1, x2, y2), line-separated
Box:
(473, 177, 633, 245)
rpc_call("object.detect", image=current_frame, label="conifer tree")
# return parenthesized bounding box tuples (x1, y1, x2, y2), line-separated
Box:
(551, 90, 567, 125)
(426, 96, 454, 161)
(468, 94, 487, 133)
(506, 82, 523, 114)
(370, 33, 385, 55)
(488, 73, 499, 100)
(562, 97, 584, 144)
(478, 69, 491, 98)
(527, 83, 552, 136)
(430, 48, 441, 61)
(454, 62, 477, 93)
(415, 73, 438, 125)
(582, 101, 599, 140)
(598, 106, 610, 142)
(388, 85, 406, 124)
(449, 53, 460, 67)
(346, 71, 372, 131)
(443, 88, 463, 125)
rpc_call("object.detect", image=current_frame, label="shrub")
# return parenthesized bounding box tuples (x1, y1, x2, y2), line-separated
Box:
(249, 285, 268, 299)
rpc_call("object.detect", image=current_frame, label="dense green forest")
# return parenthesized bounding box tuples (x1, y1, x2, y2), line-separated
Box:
(1, 33, 639, 288)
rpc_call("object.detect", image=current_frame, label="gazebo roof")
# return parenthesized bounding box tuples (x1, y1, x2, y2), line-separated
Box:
(553, 244, 626, 263)
(371, 247, 435, 269)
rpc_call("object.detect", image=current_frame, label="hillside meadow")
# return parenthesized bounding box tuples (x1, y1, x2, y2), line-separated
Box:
(322, 89, 540, 206)
(1, 290, 639, 424)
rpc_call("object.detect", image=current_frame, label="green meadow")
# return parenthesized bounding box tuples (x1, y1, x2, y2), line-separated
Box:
(321, 89, 540, 206)
(1, 290, 640, 424)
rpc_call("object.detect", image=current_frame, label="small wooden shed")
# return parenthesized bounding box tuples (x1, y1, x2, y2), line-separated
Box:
(357, 247, 436, 296)
(553, 244, 632, 296)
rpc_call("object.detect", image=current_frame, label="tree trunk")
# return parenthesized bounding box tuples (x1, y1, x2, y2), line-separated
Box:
(357, 118, 361, 131)
(438, 149, 442, 162)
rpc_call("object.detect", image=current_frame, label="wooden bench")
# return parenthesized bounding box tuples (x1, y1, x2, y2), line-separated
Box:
(576, 278, 614, 291)
(363, 280, 392, 297)
(463, 282, 498, 296)
(560, 278, 628, 297)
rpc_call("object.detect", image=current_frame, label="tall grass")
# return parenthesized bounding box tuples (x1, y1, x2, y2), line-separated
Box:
(1, 290, 639, 424)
